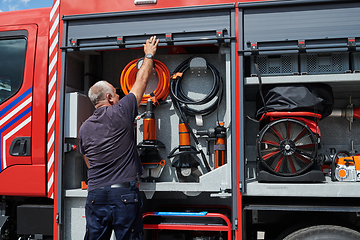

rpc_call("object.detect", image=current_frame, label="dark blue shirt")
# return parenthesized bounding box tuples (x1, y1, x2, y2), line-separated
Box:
(78, 93, 144, 192)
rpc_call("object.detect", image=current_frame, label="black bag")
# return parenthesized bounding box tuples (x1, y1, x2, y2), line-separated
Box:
(255, 83, 334, 120)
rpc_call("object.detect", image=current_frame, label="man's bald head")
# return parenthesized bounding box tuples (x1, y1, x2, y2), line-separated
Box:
(88, 80, 114, 106)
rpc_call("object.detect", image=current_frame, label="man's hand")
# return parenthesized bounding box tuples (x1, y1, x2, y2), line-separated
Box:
(143, 36, 159, 56)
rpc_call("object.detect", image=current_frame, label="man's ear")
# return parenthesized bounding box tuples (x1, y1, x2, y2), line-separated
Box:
(107, 93, 115, 105)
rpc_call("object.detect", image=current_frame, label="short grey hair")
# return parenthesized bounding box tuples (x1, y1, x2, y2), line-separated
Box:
(88, 80, 114, 106)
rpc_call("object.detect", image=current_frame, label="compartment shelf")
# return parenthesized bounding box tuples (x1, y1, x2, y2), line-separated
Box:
(245, 73, 360, 85)
(245, 177, 360, 198)
(139, 163, 232, 194)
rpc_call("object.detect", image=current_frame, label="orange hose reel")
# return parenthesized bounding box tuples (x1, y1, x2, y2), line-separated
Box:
(120, 58, 170, 105)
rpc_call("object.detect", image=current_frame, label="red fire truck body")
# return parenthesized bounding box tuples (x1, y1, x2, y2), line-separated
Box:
(1, 0, 360, 239)
(0, 8, 49, 197)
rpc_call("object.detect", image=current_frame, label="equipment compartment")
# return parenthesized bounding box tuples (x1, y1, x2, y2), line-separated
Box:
(61, 1, 235, 196)
(63, 43, 233, 240)
(61, 3, 236, 237)
(243, 57, 360, 197)
(103, 49, 232, 197)
(63, 47, 232, 191)
(240, 0, 360, 198)
(244, 96, 360, 196)
(244, 51, 360, 197)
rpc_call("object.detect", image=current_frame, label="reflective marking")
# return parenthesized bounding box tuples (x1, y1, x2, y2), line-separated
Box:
(1, 112, 31, 170)
(0, 97, 32, 127)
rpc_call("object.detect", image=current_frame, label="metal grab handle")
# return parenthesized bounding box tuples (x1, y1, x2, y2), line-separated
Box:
(9, 137, 31, 156)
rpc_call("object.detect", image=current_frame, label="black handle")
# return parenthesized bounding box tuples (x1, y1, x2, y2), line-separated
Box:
(9, 137, 31, 156)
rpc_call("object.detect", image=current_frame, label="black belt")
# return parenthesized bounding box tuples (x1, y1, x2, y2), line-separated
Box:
(110, 182, 131, 188)
(98, 182, 131, 189)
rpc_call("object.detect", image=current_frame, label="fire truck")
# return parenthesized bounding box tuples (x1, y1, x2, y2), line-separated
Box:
(1, 0, 360, 239)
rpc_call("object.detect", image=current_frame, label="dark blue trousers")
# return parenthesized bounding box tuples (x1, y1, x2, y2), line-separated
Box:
(84, 182, 143, 240)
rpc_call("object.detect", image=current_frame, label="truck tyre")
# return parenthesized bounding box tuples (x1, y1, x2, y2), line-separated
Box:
(282, 225, 360, 240)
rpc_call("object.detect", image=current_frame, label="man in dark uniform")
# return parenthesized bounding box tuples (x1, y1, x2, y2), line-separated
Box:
(79, 36, 159, 240)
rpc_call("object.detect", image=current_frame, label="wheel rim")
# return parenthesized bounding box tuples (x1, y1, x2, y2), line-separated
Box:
(257, 118, 318, 176)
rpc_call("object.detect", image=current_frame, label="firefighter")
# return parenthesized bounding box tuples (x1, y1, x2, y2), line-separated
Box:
(78, 36, 159, 240)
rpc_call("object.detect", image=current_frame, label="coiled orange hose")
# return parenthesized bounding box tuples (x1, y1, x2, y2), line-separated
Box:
(120, 58, 170, 105)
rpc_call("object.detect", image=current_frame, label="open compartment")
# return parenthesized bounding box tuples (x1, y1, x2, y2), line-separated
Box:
(240, 1, 360, 198)
(244, 50, 360, 197)
(61, 4, 235, 239)
(62, 4, 234, 193)
(63, 42, 234, 240)
(63, 45, 232, 192)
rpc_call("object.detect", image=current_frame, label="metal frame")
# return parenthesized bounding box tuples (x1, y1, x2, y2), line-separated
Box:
(143, 211, 232, 239)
